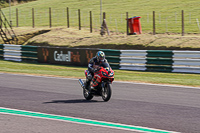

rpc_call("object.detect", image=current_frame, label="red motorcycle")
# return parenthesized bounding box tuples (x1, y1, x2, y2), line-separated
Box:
(79, 62, 114, 102)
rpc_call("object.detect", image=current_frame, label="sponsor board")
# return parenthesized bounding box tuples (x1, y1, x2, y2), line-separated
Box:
(38, 47, 98, 66)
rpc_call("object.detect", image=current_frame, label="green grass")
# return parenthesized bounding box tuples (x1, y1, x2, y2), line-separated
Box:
(0, 60, 200, 87)
(0, 60, 86, 78)
(2, 0, 200, 33)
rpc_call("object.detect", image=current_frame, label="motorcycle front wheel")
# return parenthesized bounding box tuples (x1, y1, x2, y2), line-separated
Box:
(101, 83, 112, 102)
(83, 88, 93, 100)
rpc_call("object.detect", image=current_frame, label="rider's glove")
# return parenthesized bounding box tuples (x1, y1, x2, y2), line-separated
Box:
(94, 68, 98, 73)
(91, 68, 95, 73)
(92, 68, 98, 73)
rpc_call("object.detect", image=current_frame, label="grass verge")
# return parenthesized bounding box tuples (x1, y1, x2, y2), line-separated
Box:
(0, 60, 199, 87)
(2, 27, 199, 50)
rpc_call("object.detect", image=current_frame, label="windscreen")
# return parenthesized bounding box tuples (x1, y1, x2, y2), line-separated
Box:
(100, 62, 109, 68)
(100, 62, 111, 71)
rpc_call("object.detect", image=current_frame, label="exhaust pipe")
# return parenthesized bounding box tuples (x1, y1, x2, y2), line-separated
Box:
(78, 79, 85, 89)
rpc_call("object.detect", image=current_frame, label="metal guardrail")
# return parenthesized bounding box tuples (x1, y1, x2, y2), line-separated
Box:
(119, 50, 200, 74)
(0, 44, 3, 58)
(0, 45, 199, 74)
(0, 44, 37, 61)
(101, 49, 121, 69)
(120, 50, 146, 71)
(172, 51, 200, 73)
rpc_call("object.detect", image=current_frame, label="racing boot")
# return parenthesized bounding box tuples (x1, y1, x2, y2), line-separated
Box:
(90, 83, 96, 91)
(85, 73, 92, 90)
(84, 81, 90, 90)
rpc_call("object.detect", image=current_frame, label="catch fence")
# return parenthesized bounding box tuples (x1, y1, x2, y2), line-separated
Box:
(2, 7, 200, 34)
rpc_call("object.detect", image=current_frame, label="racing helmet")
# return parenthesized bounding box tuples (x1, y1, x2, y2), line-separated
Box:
(96, 51, 105, 61)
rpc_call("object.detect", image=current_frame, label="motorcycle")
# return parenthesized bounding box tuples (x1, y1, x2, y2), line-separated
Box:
(78, 62, 114, 102)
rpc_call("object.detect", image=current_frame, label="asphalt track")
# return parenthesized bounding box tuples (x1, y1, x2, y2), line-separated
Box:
(0, 73, 200, 133)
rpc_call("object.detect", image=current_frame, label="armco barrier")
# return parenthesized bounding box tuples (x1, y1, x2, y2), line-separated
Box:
(146, 50, 173, 72)
(0, 44, 200, 74)
(119, 50, 200, 73)
(120, 50, 147, 71)
(21, 45, 38, 60)
(101, 49, 121, 69)
(0, 44, 3, 58)
(172, 51, 200, 73)
(0, 44, 37, 61)
(3, 44, 22, 61)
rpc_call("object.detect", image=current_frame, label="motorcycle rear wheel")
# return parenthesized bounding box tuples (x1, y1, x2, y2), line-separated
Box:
(102, 84, 112, 102)
(83, 89, 93, 100)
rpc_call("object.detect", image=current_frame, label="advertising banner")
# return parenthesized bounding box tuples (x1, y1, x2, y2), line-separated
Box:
(38, 47, 99, 66)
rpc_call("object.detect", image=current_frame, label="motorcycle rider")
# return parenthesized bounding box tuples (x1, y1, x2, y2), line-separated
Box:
(85, 51, 109, 90)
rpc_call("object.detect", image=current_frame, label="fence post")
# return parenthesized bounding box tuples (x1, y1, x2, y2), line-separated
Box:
(16, 8, 18, 27)
(90, 11, 92, 33)
(0, 9, 1, 28)
(126, 12, 129, 35)
(103, 12, 106, 20)
(0, 8, 2, 28)
(182, 10, 184, 36)
(49, 7, 52, 28)
(32, 8, 35, 28)
(153, 11, 156, 35)
(67, 7, 69, 28)
(78, 9, 81, 30)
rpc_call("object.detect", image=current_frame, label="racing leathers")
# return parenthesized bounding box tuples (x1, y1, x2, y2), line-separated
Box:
(85, 56, 108, 90)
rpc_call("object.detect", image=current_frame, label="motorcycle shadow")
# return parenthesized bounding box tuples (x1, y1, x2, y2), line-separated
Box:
(43, 99, 104, 104)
